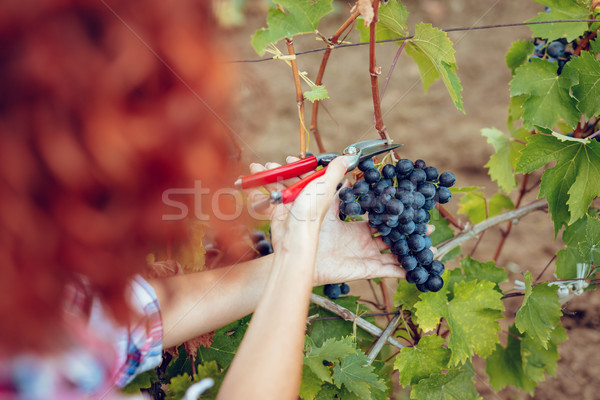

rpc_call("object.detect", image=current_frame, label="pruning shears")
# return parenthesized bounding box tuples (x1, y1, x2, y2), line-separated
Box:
(234, 139, 402, 205)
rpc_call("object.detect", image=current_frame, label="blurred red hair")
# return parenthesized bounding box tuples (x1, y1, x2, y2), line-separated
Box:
(0, 0, 240, 354)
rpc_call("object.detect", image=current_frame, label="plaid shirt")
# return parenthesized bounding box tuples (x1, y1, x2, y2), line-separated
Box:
(1, 276, 163, 399)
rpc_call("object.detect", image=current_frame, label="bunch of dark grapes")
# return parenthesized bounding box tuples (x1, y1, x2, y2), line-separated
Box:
(324, 283, 350, 300)
(338, 158, 455, 292)
(530, 37, 574, 75)
(251, 231, 273, 257)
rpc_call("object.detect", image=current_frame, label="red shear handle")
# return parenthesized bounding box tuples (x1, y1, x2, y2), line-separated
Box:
(280, 167, 328, 204)
(237, 156, 318, 189)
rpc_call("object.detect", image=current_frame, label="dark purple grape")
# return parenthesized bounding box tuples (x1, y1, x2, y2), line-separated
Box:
(397, 179, 415, 191)
(423, 199, 436, 210)
(416, 282, 429, 292)
(358, 192, 375, 209)
(414, 208, 428, 223)
(339, 187, 356, 202)
(397, 190, 414, 207)
(358, 158, 375, 172)
(324, 283, 341, 299)
(438, 186, 452, 204)
(547, 40, 565, 58)
(409, 169, 427, 185)
(387, 228, 403, 242)
(399, 255, 418, 272)
(385, 199, 404, 215)
(407, 234, 425, 252)
(382, 213, 399, 227)
(412, 192, 425, 209)
(339, 202, 346, 214)
(255, 240, 273, 256)
(372, 198, 386, 214)
(251, 231, 266, 243)
(418, 182, 436, 200)
(369, 212, 383, 225)
(408, 266, 429, 284)
(382, 164, 396, 179)
(416, 248, 434, 265)
(425, 275, 444, 292)
(336, 182, 343, 191)
(424, 166, 439, 181)
(392, 239, 409, 256)
(429, 260, 445, 276)
(352, 180, 370, 195)
(395, 159, 414, 176)
(379, 193, 393, 204)
(340, 283, 350, 295)
(382, 235, 392, 246)
(423, 235, 433, 249)
(399, 207, 415, 224)
(383, 185, 397, 198)
(339, 212, 347, 221)
(345, 202, 362, 217)
(414, 159, 427, 169)
(373, 180, 389, 196)
(439, 172, 456, 187)
(364, 168, 381, 184)
(398, 221, 416, 235)
(415, 223, 428, 235)
(377, 224, 392, 236)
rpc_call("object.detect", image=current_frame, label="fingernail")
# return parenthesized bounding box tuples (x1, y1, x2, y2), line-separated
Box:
(286, 156, 294, 164)
(340, 155, 352, 168)
(265, 162, 277, 169)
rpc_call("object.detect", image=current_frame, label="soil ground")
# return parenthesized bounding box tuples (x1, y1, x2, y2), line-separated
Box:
(223, 1, 600, 398)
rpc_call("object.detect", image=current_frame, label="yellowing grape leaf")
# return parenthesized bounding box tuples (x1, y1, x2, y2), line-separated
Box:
(515, 272, 562, 349)
(251, 0, 334, 55)
(515, 134, 600, 233)
(409, 363, 479, 400)
(415, 280, 505, 366)
(510, 58, 579, 130)
(527, 0, 590, 42)
(405, 23, 464, 112)
(562, 51, 600, 118)
(394, 335, 450, 387)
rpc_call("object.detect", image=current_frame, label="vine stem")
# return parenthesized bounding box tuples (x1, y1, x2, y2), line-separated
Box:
(285, 38, 307, 158)
(435, 199, 548, 260)
(369, 0, 388, 140)
(309, 293, 405, 350)
(366, 308, 403, 365)
(493, 174, 529, 261)
(310, 9, 361, 153)
(379, 41, 406, 102)
(436, 204, 465, 230)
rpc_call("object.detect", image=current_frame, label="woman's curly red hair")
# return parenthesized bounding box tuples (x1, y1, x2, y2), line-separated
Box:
(0, 0, 239, 354)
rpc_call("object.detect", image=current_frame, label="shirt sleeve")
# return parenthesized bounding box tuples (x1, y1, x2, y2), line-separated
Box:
(88, 276, 164, 388)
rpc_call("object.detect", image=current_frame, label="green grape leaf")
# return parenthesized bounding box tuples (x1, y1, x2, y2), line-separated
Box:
(304, 85, 330, 103)
(485, 325, 536, 394)
(197, 315, 250, 369)
(590, 36, 600, 54)
(428, 209, 458, 261)
(409, 363, 479, 400)
(251, 0, 334, 55)
(304, 336, 357, 383)
(394, 335, 451, 387)
(192, 361, 225, 400)
(393, 279, 422, 312)
(521, 324, 567, 382)
(515, 134, 600, 233)
(506, 40, 534, 73)
(460, 256, 508, 291)
(556, 247, 585, 279)
(458, 191, 514, 224)
(482, 127, 521, 192)
(165, 373, 193, 400)
(507, 94, 527, 131)
(332, 353, 386, 399)
(300, 364, 324, 400)
(414, 288, 448, 332)
(515, 272, 562, 348)
(510, 58, 579, 130)
(356, 0, 409, 42)
(415, 280, 504, 365)
(579, 214, 600, 265)
(445, 280, 505, 365)
(315, 383, 340, 400)
(405, 23, 464, 112)
(527, 0, 590, 42)
(121, 369, 158, 394)
(562, 51, 600, 118)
